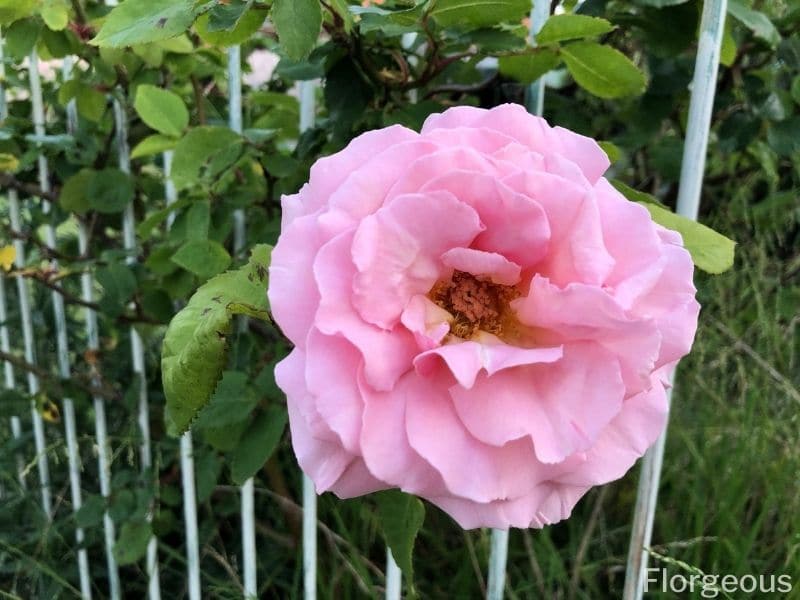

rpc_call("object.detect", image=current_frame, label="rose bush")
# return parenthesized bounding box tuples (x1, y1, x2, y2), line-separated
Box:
(268, 104, 699, 529)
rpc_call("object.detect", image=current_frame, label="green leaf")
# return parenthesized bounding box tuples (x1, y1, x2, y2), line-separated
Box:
(170, 126, 244, 189)
(131, 133, 177, 159)
(728, 0, 780, 47)
(92, 0, 198, 48)
(41, 0, 70, 31)
(59, 169, 94, 214)
(610, 179, 665, 206)
(171, 239, 231, 279)
(97, 263, 137, 318)
(561, 41, 646, 99)
(431, 0, 528, 29)
(113, 519, 151, 565)
(598, 141, 622, 164)
(195, 451, 222, 503)
(195, 7, 268, 47)
(161, 245, 272, 435)
(230, 406, 287, 485)
(206, 0, 248, 31)
(271, 0, 322, 61)
(194, 371, 259, 430)
(375, 490, 425, 582)
(134, 84, 189, 138)
(76, 86, 107, 122)
(536, 14, 615, 45)
(88, 168, 134, 213)
(498, 48, 561, 85)
(638, 202, 735, 274)
(0, 0, 36, 25)
(5, 18, 42, 60)
(74, 494, 106, 528)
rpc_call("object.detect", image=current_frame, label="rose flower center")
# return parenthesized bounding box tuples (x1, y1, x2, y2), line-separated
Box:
(428, 270, 522, 341)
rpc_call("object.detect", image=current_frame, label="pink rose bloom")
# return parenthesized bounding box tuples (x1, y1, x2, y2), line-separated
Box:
(268, 104, 699, 529)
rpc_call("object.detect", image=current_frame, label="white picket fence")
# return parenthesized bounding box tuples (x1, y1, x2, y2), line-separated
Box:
(0, 0, 728, 597)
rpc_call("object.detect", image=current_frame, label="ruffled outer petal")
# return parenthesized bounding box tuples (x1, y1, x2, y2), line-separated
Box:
(449, 342, 624, 463)
(421, 103, 610, 183)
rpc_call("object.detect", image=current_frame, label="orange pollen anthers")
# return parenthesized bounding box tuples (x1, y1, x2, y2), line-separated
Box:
(428, 270, 521, 340)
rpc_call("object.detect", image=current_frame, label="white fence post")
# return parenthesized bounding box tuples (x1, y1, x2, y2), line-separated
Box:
(297, 79, 318, 600)
(8, 192, 52, 518)
(162, 147, 202, 600)
(485, 1, 550, 597)
(113, 96, 161, 600)
(27, 48, 94, 598)
(0, 31, 26, 493)
(623, 1, 728, 598)
(227, 43, 258, 600)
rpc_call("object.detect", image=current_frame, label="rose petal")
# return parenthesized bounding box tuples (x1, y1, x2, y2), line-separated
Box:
(415, 341, 562, 389)
(422, 104, 610, 183)
(420, 171, 550, 267)
(351, 191, 484, 329)
(405, 368, 546, 503)
(314, 231, 418, 390)
(440, 247, 521, 285)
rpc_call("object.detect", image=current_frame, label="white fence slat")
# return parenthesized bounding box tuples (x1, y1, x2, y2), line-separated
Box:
(9, 192, 52, 517)
(297, 79, 318, 600)
(162, 147, 202, 600)
(28, 48, 94, 598)
(227, 44, 258, 600)
(0, 275, 26, 489)
(385, 549, 402, 600)
(112, 95, 161, 600)
(485, 1, 550, 596)
(78, 223, 121, 600)
(486, 529, 510, 600)
(622, 1, 728, 598)
(0, 32, 26, 492)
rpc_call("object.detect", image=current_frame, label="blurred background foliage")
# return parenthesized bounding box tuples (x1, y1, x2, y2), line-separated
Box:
(0, 0, 797, 597)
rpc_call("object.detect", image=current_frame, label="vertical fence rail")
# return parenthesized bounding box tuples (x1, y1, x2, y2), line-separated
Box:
(623, 1, 728, 598)
(297, 79, 318, 600)
(27, 48, 95, 598)
(162, 145, 202, 600)
(485, 1, 550, 598)
(0, 32, 26, 492)
(59, 51, 122, 600)
(385, 550, 402, 600)
(113, 96, 161, 600)
(227, 44, 258, 600)
(9, 193, 52, 518)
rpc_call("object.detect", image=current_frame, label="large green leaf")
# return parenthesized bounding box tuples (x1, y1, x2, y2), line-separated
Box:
(195, 7, 267, 47)
(91, 0, 198, 48)
(0, 0, 36, 25)
(498, 48, 561, 85)
(561, 41, 646, 98)
(728, 0, 780, 47)
(88, 168, 134, 213)
(536, 14, 615, 44)
(271, 0, 321, 61)
(133, 84, 189, 138)
(170, 126, 244, 189)
(161, 245, 272, 435)
(113, 519, 151, 565)
(639, 203, 735, 274)
(375, 490, 425, 583)
(230, 406, 287, 485)
(171, 239, 231, 280)
(431, 0, 528, 28)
